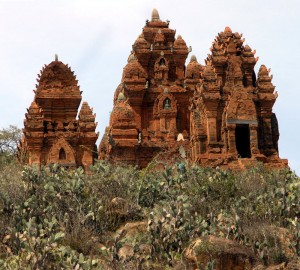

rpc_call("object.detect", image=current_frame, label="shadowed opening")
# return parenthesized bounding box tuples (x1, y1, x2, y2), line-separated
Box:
(163, 98, 171, 109)
(235, 124, 251, 158)
(159, 58, 166, 66)
(59, 148, 66, 160)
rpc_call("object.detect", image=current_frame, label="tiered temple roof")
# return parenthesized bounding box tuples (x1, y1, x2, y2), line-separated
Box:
(20, 58, 98, 170)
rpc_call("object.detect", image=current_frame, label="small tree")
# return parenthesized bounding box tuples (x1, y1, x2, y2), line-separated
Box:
(0, 125, 22, 164)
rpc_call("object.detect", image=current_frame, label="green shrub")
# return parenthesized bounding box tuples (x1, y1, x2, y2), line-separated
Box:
(0, 160, 299, 268)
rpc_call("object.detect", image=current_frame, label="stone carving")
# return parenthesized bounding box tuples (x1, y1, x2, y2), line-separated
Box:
(99, 9, 287, 169)
(20, 58, 99, 171)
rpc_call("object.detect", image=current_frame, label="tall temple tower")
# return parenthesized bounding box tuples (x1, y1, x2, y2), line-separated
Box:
(99, 9, 287, 169)
(189, 26, 287, 168)
(99, 9, 192, 167)
(20, 58, 99, 170)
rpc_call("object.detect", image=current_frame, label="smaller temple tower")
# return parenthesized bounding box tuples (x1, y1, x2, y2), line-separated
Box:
(19, 57, 99, 170)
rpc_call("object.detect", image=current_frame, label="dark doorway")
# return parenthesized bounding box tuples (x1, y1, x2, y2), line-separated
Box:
(235, 124, 251, 158)
(59, 148, 66, 160)
(159, 58, 166, 66)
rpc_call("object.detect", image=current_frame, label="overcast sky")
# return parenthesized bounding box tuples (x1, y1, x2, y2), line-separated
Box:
(0, 0, 299, 173)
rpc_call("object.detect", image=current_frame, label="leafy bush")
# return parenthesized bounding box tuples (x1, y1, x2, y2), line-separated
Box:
(0, 160, 299, 269)
(0, 125, 22, 167)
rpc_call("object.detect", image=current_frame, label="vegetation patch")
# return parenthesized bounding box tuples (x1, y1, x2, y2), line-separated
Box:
(0, 133, 298, 268)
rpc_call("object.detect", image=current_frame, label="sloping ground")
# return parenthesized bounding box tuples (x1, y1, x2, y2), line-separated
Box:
(0, 160, 299, 269)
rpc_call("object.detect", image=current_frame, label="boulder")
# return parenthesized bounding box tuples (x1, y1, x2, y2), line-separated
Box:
(110, 197, 128, 215)
(116, 221, 151, 260)
(116, 221, 147, 239)
(118, 244, 134, 260)
(184, 236, 256, 270)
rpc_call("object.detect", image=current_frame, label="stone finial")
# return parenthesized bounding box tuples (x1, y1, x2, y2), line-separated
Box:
(258, 65, 270, 77)
(78, 101, 96, 123)
(177, 133, 185, 141)
(234, 32, 241, 39)
(244, 45, 252, 52)
(117, 92, 126, 101)
(151, 8, 160, 22)
(224, 26, 232, 33)
(257, 64, 275, 94)
(174, 35, 187, 50)
(190, 55, 197, 62)
(128, 53, 136, 63)
(186, 55, 202, 79)
(26, 101, 42, 116)
(203, 63, 217, 82)
(55, 54, 58, 61)
(134, 34, 148, 49)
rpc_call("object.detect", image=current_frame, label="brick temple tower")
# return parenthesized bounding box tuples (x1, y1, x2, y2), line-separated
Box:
(99, 9, 287, 169)
(189, 26, 287, 168)
(99, 9, 192, 167)
(20, 57, 99, 170)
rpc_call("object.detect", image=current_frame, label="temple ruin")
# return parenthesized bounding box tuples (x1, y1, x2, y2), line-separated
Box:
(99, 9, 288, 169)
(19, 58, 99, 170)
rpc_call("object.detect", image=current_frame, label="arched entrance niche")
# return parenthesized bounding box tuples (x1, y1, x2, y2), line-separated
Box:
(154, 57, 169, 80)
(48, 137, 76, 166)
(153, 91, 178, 132)
(59, 148, 67, 160)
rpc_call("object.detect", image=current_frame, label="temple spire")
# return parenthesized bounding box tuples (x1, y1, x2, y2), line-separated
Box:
(151, 8, 160, 22)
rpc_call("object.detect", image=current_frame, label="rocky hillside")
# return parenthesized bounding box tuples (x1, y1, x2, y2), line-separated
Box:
(0, 160, 299, 269)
